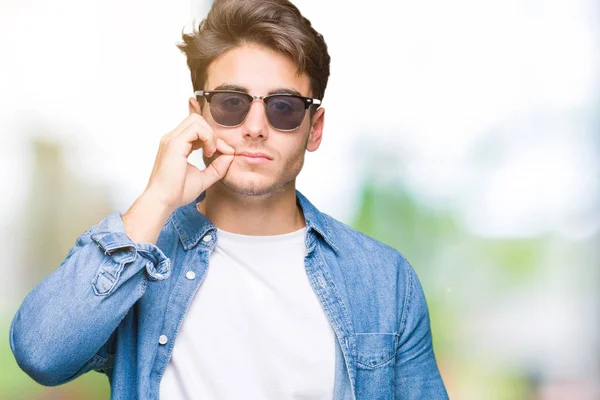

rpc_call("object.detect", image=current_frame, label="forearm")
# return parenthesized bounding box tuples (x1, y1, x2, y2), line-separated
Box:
(123, 191, 173, 245)
(9, 212, 171, 386)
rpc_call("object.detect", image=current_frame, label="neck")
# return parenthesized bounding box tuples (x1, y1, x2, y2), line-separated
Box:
(196, 182, 306, 236)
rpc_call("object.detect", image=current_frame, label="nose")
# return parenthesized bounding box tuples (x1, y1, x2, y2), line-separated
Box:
(242, 99, 269, 140)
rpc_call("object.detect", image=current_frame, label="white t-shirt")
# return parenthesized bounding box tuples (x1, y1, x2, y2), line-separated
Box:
(160, 226, 336, 400)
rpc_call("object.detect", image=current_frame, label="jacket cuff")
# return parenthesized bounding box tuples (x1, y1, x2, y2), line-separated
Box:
(90, 212, 171, 282)
(90, 212, 136, 255)
(136, 243, 171, 280)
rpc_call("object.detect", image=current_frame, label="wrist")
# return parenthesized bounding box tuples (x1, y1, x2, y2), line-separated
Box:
(123, 192, 173, 244)
(137, 190, 176, 217)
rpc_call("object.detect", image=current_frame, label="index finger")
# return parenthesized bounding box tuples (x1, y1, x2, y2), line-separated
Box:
(179, 122, 217, 157)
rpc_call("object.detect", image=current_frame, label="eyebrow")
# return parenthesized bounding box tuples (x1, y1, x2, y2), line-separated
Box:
(212, 84, 304, 97)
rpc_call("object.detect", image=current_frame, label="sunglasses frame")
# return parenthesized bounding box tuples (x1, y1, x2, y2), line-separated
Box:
(194, 90, 322, 132)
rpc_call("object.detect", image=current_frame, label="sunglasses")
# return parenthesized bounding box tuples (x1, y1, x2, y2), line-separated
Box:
(194, 90, 321, 131)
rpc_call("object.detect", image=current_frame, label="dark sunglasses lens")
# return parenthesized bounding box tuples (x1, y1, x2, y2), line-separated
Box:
(265, 96, 306, 130)
(210, 92, 250, 126)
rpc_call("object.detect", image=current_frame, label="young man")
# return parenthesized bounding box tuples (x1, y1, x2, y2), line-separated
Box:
(10, 0, 448, 399)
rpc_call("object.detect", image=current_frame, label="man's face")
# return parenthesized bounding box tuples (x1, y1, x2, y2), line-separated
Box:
(196, 43, 324, 197)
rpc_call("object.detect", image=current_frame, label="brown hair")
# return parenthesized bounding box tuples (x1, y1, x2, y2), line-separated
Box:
(177, 0, 330, 102)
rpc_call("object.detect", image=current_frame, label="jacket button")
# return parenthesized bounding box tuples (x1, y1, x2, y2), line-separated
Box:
(158, 335, 168, 345)
(203, 234, 213, 242)
(186, 271, 196, 280)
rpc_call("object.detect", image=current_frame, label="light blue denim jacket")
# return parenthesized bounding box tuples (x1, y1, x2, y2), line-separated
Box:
(10, 190, 448, 399)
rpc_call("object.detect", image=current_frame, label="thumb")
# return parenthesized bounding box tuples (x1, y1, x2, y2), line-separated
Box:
(195, 154, 235, 190)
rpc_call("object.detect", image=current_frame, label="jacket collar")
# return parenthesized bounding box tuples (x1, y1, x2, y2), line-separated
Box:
(170, 189, 339, 253)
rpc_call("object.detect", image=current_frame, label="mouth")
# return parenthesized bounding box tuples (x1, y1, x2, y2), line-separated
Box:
(236, 151, 273, 164)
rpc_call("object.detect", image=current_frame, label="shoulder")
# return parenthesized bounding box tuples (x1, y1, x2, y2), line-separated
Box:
(322, 212, 407, 262)
(321, 212, 413, 278)
(320, 213, 421, 332)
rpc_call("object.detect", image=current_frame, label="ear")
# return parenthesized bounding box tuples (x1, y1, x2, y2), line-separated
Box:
(306, 107, 325, 152)
(188, 96, 201, 115)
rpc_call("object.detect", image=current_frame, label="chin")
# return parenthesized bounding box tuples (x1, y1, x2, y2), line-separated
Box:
(220, 174, 278, 197)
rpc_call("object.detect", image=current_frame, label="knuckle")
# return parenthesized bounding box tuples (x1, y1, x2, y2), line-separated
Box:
(196, 124, 213, 141)
(193, 115, 210, 129)
(160, 135, 172, 146)
(192, 121, 204, 131)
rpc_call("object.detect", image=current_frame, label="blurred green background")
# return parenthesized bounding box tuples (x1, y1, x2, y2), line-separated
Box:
(1, 0, 598, 399)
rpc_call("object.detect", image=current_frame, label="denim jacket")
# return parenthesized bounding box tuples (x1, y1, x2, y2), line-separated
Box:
(10, 190, 448, 399)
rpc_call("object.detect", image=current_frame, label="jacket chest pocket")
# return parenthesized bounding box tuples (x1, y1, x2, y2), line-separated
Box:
(354, 333, 398, 400)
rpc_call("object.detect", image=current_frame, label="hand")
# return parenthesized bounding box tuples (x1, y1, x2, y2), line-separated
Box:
(143, 113, 235, 214)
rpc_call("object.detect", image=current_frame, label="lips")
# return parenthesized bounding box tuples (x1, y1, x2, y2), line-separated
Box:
(236, 151, 273, 160)
(235, 151, 273, 165)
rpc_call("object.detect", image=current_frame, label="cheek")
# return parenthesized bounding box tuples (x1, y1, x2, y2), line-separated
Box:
(282, 137, 308, 164)
(203, 115, 241, 144)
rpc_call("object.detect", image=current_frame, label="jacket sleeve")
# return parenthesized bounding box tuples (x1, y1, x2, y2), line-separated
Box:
(394, 260, 449, 399)
(9, 211, 171, 386)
